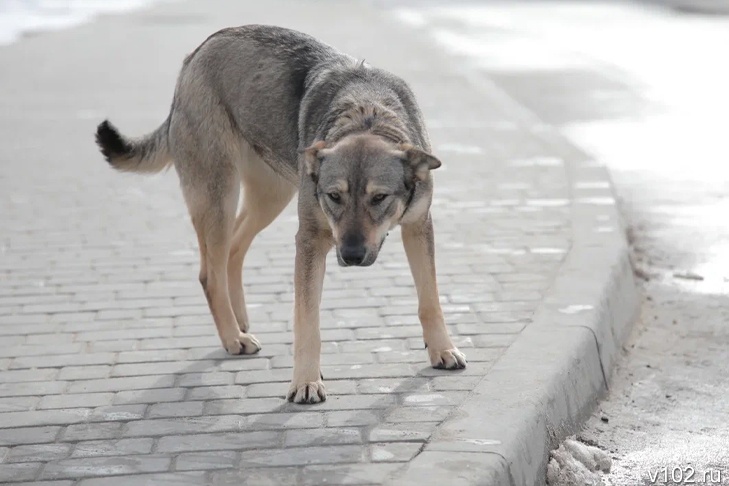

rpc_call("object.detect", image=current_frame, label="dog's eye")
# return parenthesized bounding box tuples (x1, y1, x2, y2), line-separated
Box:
(371, 194, 388, 205)
(327, 192, 342, 203)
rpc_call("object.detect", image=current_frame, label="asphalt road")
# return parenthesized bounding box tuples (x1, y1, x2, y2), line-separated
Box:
(395, 2, 729, 484)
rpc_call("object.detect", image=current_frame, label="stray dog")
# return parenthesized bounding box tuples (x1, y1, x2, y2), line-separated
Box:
(96, 25, 466, 403)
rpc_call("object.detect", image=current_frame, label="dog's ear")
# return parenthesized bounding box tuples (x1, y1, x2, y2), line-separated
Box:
(399, 144, 442, 182)
(300, 141, 328, 181)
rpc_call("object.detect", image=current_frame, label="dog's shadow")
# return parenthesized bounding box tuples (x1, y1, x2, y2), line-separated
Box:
(99, 341, 469, 484)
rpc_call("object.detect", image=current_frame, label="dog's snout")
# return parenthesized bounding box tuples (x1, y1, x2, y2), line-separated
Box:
(341, 246, 366, 265)
(340, 234, 367, 266)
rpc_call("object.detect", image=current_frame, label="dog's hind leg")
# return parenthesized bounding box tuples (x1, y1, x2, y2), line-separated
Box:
(183, 165, 261, 356)
(402, 215, 466, 369)
(228, 156, 296, 333)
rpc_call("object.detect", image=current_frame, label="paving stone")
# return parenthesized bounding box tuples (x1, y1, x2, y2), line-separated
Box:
(430, 375, 483, 391)
(61, 423, 124, 442)
(216, 358, 270, 372)
(57, 366, 112, 381)
(245, 412, 325, 430)
(356, 378, 430, 394)
(148, 401, 204, 418)
(285, 427, 362, 447)
(204, 397, 286, 415)
(139, 336, 219, 350)
(233, 368, 292, 385)
(401, 392, 469, 407)
(6, 443, 72, 463)
(0, 462, 42, 482)
(10, 354, 115, 371)
(385, 406, 456, 423)
(0, 368, 58, 383)
(115, 349, 188, 364)
(177, 372, 234, 387)
(72, 438, 154, 458)
(15, 481, 74, 486)
(0, 426, 61, 446)
(210, 467, 299, 486)
(355, 326, 425, 340)
(87, 340, 139, 352)
(113, 388, 186, 405)
(89, 405, 147, 422)
(370, 442, 423, 462)
(40, 455, 172, 480)
(185, 385, 245, 401)
(39, 393, 114, 410)
(0, 381, 67, 397)
(0, 395, 40, 412)
(244, 382, 295, 399)
(240, 445, 365, 467)
(110, 361, 217, 378)
(68, 375, 176, 394)
(78, 472, 207, 486)
(326, 410, 384, 427)
(0, 409, 90, 428)
(174, 450, 238, 471)
(157, 431, 280, 453)
(123, 415, 246, 437)
(369, 422, 440, 442)
(300, 463, 404, 486)
(321, 364, 414, 380)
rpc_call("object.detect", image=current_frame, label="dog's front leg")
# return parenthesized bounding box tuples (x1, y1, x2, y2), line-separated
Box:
(402, 214, 467, 369)
(287, 229, 332, 403)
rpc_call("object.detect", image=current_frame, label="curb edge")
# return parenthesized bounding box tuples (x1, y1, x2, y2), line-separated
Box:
(391, 70, 640, 486)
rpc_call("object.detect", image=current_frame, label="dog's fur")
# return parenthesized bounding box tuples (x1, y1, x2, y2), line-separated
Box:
(96, 25, 466, 404)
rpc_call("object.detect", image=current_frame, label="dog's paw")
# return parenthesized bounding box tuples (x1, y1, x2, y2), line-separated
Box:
(429, 348, 467, 370)
(287, 380, 327, 404)
(223, 332, 261, 355)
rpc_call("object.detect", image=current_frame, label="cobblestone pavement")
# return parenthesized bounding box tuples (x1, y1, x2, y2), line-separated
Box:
(0, 1, 575, 483)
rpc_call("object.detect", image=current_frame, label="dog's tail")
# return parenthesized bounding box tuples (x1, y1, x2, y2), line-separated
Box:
(95, 117, 172, 173)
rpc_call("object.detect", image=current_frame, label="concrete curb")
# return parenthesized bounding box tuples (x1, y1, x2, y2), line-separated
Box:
(389, 69, 640, 486)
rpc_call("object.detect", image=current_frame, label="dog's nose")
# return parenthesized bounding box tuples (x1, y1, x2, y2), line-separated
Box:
(340, 244, 366, 265)
(340, 233, 366, 266)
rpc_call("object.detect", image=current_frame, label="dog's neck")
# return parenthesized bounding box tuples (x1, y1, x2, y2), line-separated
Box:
(324, 101, 410, 145)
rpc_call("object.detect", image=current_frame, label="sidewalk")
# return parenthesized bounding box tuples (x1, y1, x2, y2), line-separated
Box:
(0, 1, 637, 484)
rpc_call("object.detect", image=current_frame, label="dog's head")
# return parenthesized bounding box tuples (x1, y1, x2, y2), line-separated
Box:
(302, 133, 441, 267)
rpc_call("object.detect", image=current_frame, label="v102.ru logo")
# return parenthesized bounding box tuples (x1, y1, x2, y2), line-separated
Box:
(647, 466, 723, 484)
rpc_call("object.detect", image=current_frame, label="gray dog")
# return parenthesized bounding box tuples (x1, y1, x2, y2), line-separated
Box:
(96, 25, 466, 404)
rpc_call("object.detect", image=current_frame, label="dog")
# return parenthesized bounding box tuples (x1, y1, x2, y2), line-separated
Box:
(95, 25, 466, 404)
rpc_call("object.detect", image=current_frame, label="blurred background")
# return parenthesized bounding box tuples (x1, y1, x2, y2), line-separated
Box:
(0, 0, 180, 45)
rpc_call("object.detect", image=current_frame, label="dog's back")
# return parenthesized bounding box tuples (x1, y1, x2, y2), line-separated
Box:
(96, 25, 429, 181)
(172, 25, 352, 182)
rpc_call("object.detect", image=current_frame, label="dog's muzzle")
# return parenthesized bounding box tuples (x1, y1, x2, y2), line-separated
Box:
(339, 245, 366, 266)
(336, 233, 389, 267)
(337, 233, 369, 266)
